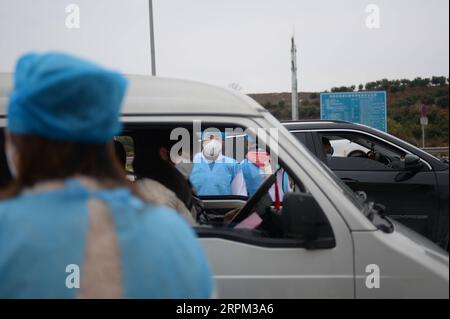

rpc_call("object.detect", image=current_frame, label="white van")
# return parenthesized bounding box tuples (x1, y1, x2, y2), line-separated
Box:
(0, 74, 448, 298)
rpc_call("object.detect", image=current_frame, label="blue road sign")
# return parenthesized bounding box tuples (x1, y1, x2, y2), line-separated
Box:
(320, 91, 387, 132)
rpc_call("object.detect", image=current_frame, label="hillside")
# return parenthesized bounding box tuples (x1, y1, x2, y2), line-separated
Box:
(249, 79, 449, 147)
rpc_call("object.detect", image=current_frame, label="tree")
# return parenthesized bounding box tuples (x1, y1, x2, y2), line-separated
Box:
(431, 76, 446, 87)
(400, 79, 411, 88)
(365, 81, 377, 91)
(380, 78, 390, 91)
(331, 86, 356, 93)
(421, 95, 434, 106)
(412, 77, 431, 87)
(436, 96, 449, 108)
(389, 80, 401, 93)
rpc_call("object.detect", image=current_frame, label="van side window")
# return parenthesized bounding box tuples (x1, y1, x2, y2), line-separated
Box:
(123, 125, 335, 249)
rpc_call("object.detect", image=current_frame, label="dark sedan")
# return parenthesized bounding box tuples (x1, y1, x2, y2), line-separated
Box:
(284, 120, 449, 250)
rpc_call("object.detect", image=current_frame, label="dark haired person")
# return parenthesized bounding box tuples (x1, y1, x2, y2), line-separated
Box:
(0, 52, 213, 298)
(114, 139, 127, 169)
(322, 136, 333, 159)
(0, 133, 12, 189)
(133, 133, 197, 225)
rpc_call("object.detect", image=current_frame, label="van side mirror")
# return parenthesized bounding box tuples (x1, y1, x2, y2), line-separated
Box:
(282, 193, 334, 249)
(404, 154, 423, 171)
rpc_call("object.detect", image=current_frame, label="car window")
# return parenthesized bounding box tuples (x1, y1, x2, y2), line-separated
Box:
(320, 132, 409, 171)
(118, 124, 334, 248)
(293, 132, 307, 145)
(292, 131, 317, 154)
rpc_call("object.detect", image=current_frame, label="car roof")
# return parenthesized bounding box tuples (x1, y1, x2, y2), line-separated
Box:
(282, 120, 370, 130)
(283, 120, 448, 170)
(0, 73, 265, 118)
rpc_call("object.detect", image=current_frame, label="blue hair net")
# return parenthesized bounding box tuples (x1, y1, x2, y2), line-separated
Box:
(7, 52, 128, 143)
(197, 131, 226, 140)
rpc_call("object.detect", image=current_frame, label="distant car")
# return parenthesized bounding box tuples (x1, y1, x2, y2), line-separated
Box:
(328, 139, 370, 157)
(284, 120, 449, 250)
(1, 74, 448, 298)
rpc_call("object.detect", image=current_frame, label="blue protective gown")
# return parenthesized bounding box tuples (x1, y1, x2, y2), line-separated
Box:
(0, 178, 213, 298)
(241, 160, 290, 198)
(241, 159, 265, 197)
(189, 153, 241, 196)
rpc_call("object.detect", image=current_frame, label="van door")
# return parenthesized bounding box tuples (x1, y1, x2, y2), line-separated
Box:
(195, 169, 355, 298)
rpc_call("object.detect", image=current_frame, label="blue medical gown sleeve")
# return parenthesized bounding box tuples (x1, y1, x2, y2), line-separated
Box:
(283, 171, 290, 193)
(241, 160, 264, 197)
(0, 192, 89, 298)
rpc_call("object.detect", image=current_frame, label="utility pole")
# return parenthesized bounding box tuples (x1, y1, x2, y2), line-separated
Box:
(149, 0, 156, 76)
(422, 124, 426, 148)
(420, 105, 429, 148)
(291, 28, 299, 120)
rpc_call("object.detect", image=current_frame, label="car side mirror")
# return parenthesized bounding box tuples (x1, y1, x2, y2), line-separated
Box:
(395, 154, 424, 182)
(404, 154, 423, 171)
(282, 193, 334, 249)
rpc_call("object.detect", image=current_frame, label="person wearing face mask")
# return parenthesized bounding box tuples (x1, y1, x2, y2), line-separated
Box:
(241, 144, 290, 201)
(0, 52, 214, 298)
(189, 132, 247, 196)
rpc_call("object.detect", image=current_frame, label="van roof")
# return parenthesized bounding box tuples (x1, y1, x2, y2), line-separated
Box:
(0, 74, 266, 118)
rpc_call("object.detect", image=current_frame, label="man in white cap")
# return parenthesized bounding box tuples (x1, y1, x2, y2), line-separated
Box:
(189, 131, 247, 196)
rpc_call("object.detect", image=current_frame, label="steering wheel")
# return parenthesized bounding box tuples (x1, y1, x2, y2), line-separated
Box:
(379, 153, 392, 166)
(367, 151, 392, 166)
(348, 150, 367, 158)
(228, 171, 279, 225)
(366, 150, 376, 160)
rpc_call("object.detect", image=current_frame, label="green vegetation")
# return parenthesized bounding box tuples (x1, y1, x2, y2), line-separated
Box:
(331, 76, 449, 93)
(250, 76, 449, 147)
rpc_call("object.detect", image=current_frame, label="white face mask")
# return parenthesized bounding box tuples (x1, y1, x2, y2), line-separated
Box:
(5, 141, 18, 178)
(202, 140, 222, 161)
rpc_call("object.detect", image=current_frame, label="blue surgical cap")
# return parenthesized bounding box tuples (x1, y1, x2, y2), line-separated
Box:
(197, 131, 226, 140)
(7, 52, 128, 143)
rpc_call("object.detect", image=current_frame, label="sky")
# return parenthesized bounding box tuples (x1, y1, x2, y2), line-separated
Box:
(0, 0, 448, 93)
